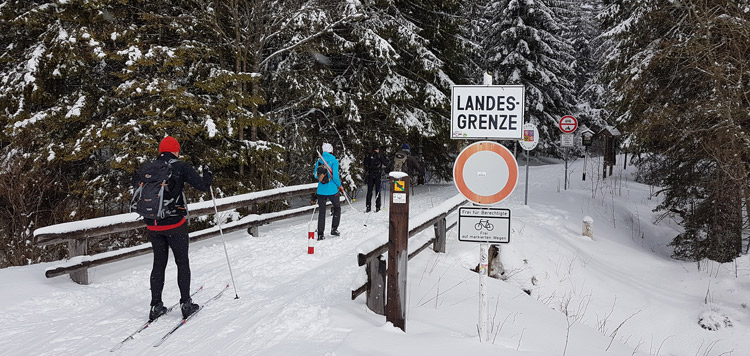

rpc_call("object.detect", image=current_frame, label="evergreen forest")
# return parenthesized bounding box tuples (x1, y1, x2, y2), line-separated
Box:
(1, 0, 748, 267)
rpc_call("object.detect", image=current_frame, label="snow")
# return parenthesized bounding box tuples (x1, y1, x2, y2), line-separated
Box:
(24, 44, 46, 85)
(205, 118, 218, 138)
(33, 183, 318, 236)
(65, 95, 86, 119)
(4, 156, 750, 355)
(14, 110, 49, 129)
(118, 46, 143, 66)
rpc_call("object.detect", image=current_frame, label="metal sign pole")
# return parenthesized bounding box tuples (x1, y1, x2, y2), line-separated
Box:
(524, 150, 529, 205)
(479, 241, 489, 342)
(564, 148, 569, 190)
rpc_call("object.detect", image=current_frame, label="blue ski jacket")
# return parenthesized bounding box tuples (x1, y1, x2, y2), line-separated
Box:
(314, 152, 341, 195)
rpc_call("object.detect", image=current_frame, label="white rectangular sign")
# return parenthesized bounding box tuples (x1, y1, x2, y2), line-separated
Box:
(561, 133, 575, 147)
(451, 85, 524, 140)
(458, 207, 511, 243)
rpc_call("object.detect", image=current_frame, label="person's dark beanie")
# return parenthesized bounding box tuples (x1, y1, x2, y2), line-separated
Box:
(159, 136, 181, 153)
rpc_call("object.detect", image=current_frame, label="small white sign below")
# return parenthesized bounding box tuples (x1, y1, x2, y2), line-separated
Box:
(561, 133, 575, 147)
(458, 207, 511, 243)
(393, 193, 407, 204)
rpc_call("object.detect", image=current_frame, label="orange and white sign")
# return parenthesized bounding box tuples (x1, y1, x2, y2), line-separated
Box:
(453, 141, 518, 205)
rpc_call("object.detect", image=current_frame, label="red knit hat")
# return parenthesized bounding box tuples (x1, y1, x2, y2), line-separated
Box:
(159, 136, 181, 153)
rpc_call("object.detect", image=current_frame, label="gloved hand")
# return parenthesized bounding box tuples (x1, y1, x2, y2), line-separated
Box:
(202, 165, 213, 176)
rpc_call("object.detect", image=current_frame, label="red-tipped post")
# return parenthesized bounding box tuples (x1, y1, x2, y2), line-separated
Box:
(308, 222, 315, 254)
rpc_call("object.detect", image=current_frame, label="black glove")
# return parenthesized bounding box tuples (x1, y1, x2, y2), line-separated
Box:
(202, 165, 213, 176)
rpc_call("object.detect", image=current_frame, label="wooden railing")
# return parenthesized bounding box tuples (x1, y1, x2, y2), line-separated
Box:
(351, 194, 467, 314)
(34, 183, 325, 284)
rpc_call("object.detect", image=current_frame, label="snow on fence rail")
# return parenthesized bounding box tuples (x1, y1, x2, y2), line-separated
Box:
(351, 194, 467, 313)
(33, 183, 322, 284)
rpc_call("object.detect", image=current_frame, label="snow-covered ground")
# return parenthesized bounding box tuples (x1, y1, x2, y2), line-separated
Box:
(2, 155, 749, 356)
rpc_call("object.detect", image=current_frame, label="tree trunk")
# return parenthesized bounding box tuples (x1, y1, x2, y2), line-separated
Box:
(707, 171, 742, 263)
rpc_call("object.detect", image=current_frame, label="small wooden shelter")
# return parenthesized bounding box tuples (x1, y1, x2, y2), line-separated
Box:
(593, 126, 621, 178)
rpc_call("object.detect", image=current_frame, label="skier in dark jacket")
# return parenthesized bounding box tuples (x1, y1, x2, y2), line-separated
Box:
(132, 136, 212, 321)
(363, 147, 387, 212)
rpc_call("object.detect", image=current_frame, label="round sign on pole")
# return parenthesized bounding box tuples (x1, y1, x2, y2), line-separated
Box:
(519, 123, 538, 151)
(558, 115, 578, 133)
(453, 141, 518, 205)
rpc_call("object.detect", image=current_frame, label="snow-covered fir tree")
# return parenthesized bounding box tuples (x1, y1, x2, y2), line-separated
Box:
(603, 0, 750, 262)
(482, 0, 577, 155)
(551, 0, 606, 130)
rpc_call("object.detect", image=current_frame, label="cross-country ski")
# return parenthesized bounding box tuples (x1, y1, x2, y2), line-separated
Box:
(110, 285, 204, 352)
(152, 284, 230, 347)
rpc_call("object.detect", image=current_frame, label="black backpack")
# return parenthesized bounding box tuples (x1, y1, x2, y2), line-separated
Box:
(131, 159, 178, 219)
(393, 152, 408, 172)
(317, 164, 330, 184)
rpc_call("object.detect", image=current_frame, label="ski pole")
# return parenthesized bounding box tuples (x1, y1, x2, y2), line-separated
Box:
(210, 186, 240, 299)
(309, 204, 318, 224)
(363, 185, 381, 227)
(353, 183, 365, 202)
(340, 186, 359, 212)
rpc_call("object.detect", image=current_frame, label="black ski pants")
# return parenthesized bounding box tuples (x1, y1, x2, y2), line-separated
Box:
(365, 176, 382, 210)
(317, 193, 341, 236)
(148, 223, 191, 305)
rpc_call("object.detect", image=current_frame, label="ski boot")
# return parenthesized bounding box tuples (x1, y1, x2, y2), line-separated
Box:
(149, 301, 168, 321)
(181, 298, 200, 319)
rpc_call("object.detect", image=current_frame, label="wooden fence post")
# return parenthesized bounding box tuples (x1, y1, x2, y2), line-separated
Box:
(366, 255, 386, 315)
(68, 239, 89, 285)
(247, 203, 259, 236)
(386, 175, 409, 332)
(433, 217, 446, 253)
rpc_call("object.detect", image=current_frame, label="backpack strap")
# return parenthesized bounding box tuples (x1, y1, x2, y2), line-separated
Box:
(156, 181, 167, 219)
(130, 182, 144, 214)
(159, 158, 180, 218)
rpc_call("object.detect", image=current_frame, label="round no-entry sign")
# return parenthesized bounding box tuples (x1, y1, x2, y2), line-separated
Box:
(453, 141, 518, 205)
(558, 115, 578, 133)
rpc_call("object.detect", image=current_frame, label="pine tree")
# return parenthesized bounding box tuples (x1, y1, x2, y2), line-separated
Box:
(604, 0, 750, 262)
(0, 0, 121, 264)
(552, 0, 607, 130)
(482, 0, 577, 155)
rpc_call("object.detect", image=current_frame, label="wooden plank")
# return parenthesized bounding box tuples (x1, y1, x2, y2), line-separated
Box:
(352, 219, 459, 300)
(357, 213, 446, 267)
(351, 284, 367, 300)
(408, 237, 436, 260)
(35, 184, 318, 246)
(44, 204, 320, 278)
(37, 221, 144, 246)
(365, 256, 386, 315)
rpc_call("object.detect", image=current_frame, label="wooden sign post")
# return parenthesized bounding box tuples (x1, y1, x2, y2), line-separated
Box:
(386, 174, 410, 332)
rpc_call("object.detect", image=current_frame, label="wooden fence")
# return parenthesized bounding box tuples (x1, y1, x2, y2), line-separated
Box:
(351, 194, 467, 314)
(34, 183, 324, 284)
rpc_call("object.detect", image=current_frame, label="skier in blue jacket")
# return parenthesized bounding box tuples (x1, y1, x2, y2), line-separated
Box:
(314, 142, 343, 240)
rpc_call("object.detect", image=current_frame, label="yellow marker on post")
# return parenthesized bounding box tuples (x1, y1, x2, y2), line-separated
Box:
(394, 181, 405, 192)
